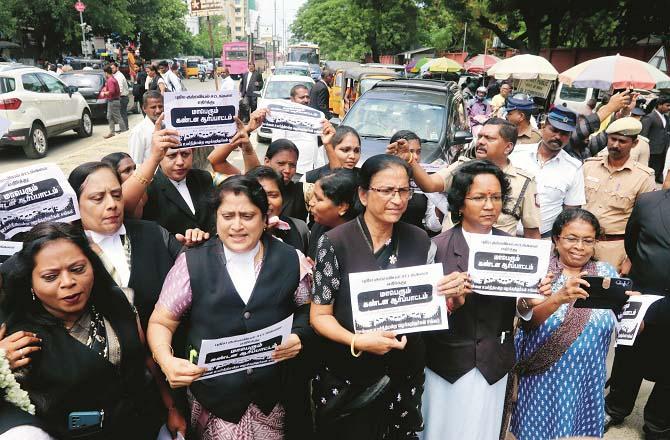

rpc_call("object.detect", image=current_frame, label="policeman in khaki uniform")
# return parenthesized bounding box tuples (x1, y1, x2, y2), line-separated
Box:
(387, 117, 541, 238)
(506, 94, 542, 145)
(583, 117, 656, 272)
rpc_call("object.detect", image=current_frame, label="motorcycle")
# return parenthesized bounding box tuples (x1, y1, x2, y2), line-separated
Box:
(199, 70, 206, 82)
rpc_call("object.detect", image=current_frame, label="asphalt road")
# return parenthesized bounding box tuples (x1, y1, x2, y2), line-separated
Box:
(0, 77, 652, 439)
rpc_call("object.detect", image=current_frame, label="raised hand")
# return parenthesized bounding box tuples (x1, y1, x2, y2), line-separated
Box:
(150, 113, 181, 162)
(321, 119, 336, 147)
(386, 138, 413, 163)
(246, 108, 269, 134)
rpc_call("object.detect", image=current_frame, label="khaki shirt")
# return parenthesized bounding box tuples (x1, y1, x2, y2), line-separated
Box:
(516, 125, 543, 145)
(583, 156, 656, 234)
(436, 157, 541, 235)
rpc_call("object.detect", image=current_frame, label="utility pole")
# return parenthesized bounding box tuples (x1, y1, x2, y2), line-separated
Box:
(207, 16, 220, 90)
(282, 0, 286, 56)
(462, 22, 468, 54)
(272, 0, 277, 68)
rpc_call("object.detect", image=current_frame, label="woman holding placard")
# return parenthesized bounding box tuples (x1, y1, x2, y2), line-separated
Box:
(310, 154, 432, 440)
(422, 159, 551, 440)
(147, 175, 313, 440)
(509, 208, 618, 440)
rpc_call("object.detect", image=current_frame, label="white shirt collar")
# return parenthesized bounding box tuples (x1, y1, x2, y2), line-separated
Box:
(85, 224, 130, 287)
(223, 241, 261, 304)
(168, 176, 196, 214)
(655, 109, 667, 127)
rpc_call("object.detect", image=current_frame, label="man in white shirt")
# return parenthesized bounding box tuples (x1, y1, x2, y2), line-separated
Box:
(220, 67, 235, 92)
(509, 106, 585, 237)
(158, 61, 183, 92)
(111, 62, 130, 131)
(268, 84, 325, 177)
(128, 90, 163, 164)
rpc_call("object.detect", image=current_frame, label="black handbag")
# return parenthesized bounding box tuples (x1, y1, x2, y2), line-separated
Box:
(311, 367, 390, 423)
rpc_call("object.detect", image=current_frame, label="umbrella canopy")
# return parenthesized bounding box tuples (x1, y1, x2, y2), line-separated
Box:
(409, 57, 430, 73)
(0, 41, 20, 49)
(405, 58, 418, 72)
(487, 54, 558, 80)
(558, 54, 670, 90)
(420, 57, 463, 74)
(464, 54, 501, 74)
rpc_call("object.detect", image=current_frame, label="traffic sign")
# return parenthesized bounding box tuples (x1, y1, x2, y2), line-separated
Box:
(75, 1, 86, 12)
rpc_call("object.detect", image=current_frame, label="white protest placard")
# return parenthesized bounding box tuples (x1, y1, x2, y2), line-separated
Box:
(0, 164, 80, 239)
(348, 263, 448, 334)
(196, 315, 293, 380)
(0, 241, 22, 265)
(468, 234, 551, 299)
(164, 90, 240, 149)
(615, 295, 664, 346)
(262, 101, 324, 135)
(411, 161, 445, 195)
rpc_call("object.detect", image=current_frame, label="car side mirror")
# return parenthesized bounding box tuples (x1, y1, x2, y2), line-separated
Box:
(66, 85, 78, 95)
(329, 117, 341, 127)
(453, 130, 473, 145)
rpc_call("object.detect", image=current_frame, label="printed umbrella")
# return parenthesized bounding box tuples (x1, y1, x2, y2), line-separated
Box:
(487, 54, 558, 80)
(421, 57, 463, 74)
(558, 54, 670, 90)
(464, 54, 501, 74)
(405, 58, 418, 73)
(410, 57, 430, 73)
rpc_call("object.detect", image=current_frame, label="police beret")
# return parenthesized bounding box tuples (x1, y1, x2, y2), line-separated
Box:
(506, 94, 535, 112)
(605, 117, 642, 136)
(546, 106, 577, 132)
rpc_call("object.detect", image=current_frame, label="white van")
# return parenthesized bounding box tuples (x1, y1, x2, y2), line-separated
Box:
(554, 83, 600, 115)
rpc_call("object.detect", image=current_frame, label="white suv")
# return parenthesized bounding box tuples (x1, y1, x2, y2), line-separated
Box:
(0, 67, 93, 158)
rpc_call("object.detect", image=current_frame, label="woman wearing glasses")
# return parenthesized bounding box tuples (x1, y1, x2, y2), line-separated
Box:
(310, 154, 432, 440)
(509, 208, 618, 440)
(422, 160, 550, 440)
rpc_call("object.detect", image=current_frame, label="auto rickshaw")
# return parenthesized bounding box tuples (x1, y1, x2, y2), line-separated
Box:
(323, 61, 360, 117)
(335, 67, 400, 118)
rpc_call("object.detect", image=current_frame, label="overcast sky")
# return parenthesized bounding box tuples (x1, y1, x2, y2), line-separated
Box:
(256, 0, 306, 43)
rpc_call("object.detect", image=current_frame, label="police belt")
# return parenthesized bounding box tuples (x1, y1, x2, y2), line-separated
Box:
(599, 234, 626, 241)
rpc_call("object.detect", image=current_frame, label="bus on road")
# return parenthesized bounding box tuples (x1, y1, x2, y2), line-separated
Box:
(221, 42, 267, 79)
(287, 42, 320, 66)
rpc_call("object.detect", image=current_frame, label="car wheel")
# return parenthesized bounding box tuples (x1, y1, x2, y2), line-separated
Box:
(23, 122, 48, 159)
(76, 110, 93, 138)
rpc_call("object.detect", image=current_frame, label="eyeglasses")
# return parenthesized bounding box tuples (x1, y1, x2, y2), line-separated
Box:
(368, 186, 414, 200)
(465, 194, 504, 204)
(559, 236, 597, 247)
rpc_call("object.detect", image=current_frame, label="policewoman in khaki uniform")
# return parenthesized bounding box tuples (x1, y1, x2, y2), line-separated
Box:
(583, 117, 656, 272)
(387, 117, 541, 238)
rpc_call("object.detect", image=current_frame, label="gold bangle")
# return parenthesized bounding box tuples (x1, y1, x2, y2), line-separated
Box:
(152, 343, 174, 363)
(133, 170, 151, 185)
(350, 334, 362, 358)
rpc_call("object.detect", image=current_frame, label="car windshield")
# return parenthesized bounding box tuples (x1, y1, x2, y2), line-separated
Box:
(344, 90, 446, 142)
(265, 81, 313, 99)
(274, 67, 310, 76)
(61, 74, 101, 89)
(559, 85, 588, 101)
(360, 79, 381, 95)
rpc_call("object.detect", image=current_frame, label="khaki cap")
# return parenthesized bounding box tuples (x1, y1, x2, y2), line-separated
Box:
(606, 117, 642, 136)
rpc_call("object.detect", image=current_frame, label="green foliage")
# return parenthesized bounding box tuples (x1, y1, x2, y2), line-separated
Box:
(190, 16, 230, 58)
(129, 0, 191, 58)
(292, 0, 421, 61)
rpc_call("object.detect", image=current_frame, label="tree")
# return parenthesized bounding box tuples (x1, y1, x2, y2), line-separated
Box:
(9, 0, 134, 59)
(191, 16, 230, 59)
(291, 0, 421, 62)
(129, 0, 192, 59)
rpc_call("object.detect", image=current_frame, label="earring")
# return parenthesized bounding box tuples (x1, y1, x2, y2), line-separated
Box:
(30, 288, 36, 301)
(339, 212, 345, 217)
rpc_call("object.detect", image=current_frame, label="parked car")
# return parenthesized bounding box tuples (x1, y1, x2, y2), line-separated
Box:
(0, 62, 33, 72)
(60, 70, 137, 121)
(255, 74, 315, 142)
(0, 67, 93, 158)
(335, 79, 472, 164)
